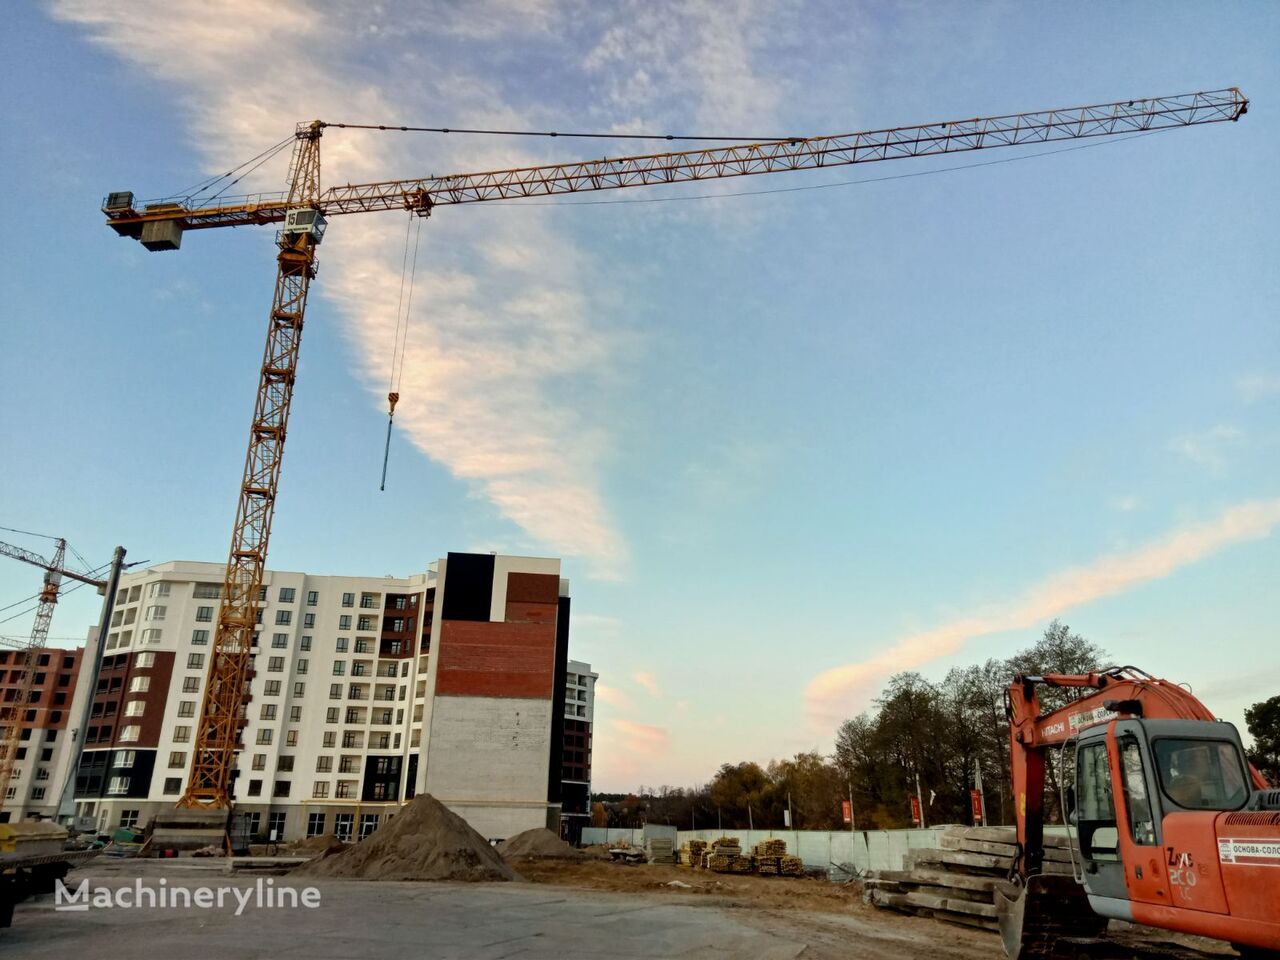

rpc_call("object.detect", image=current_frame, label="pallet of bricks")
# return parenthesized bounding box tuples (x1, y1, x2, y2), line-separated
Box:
(645, 837, 676, 864)
(704, 837, 752, 874)
(863, 825, 1074, 932)
(677, 839, 707, 867)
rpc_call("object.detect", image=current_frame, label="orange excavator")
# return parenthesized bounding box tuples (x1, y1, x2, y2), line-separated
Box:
(998, 666, 1280, 958)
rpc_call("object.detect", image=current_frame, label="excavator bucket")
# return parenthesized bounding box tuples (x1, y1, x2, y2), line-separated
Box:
(996, 874, 1107, 960)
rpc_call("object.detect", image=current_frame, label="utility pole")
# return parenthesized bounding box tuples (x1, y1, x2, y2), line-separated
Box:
(786, 791, 794, 830)
(57, 546, 126, 826)
(847, 779, 856, 831)
(915, 773, 928, 830)
(747, 802, 753, 832)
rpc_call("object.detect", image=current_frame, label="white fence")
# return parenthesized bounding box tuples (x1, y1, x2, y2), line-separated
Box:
(580, 825, 951, 873)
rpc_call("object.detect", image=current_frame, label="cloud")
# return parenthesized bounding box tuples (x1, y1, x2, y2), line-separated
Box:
(1236, 373, 1280, 404)
(593, 682, 632, 710)
(1169, 425, 1245, 473)
(805, 497, 1280, 726)
(611, 719, 670, 756)
(1110, 495, 1142, 512)
(633, 670, 662, 698)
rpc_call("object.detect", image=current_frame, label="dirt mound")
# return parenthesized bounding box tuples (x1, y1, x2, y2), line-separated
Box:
(294, 794, 520, 882)
(498, 828, 583, 859)
(581, 843, 614, 860)
(292, 833, 344, 854)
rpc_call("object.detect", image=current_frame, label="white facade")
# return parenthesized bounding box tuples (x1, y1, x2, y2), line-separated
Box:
(72, 555, 581, 843)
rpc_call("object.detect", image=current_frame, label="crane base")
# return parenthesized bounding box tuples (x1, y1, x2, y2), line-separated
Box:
(149, 808, 229, 855)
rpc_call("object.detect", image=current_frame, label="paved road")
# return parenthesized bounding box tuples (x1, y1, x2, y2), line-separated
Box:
(4, 861, 815, 959)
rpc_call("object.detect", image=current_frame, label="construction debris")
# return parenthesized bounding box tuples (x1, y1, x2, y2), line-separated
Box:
(294, 794, 520, 882)
(863, 825, 1074, 931)
(645, 838, 676, 863)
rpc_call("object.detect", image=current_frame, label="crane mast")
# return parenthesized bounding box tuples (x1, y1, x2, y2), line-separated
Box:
(102, 88, 1248, 810)
(0, 539, 67, 812)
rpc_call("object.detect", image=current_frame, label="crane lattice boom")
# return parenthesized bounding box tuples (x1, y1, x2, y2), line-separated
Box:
(101, 88, 1248, 810)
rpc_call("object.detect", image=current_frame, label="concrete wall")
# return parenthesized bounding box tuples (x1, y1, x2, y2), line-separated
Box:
(580, 826, 950, 873)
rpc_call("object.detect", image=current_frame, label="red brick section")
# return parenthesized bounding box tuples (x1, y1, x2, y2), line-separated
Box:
(0, 647, 81, 731)
(506, 572, 559, 604)
(434, 620, 557, 699)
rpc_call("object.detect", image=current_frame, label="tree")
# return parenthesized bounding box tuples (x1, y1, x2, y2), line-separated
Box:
(1006, 620, 1109, 713)
(1245, 695, 1280, 784)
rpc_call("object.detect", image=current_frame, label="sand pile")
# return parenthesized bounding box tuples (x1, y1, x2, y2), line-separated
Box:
(294, 794, 520, 882)
(498, 828, 583, 860)
(291, 833, 345, 856)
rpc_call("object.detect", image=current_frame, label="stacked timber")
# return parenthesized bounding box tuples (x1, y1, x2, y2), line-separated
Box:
(678, 839, 707, 867)
(707, 852, 753, 873)
(753, 838, 787, 857)
(756, 856, 781, 876)
(863, 825, 1076, 932)
(779, 854, 804, 877)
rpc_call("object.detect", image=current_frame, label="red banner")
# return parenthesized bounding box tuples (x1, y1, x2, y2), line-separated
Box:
(970, 789, 984, 826)
(910, 796, 921, 826)
(842, 800, 852, 824)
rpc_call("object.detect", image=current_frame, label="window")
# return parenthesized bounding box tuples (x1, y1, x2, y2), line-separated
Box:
(322, 731, 336, 748)
(316, 756, 333, 772)
(247, 779, 262, 797)
(1118, 736, 1157, 845)
(141, 628, 162, 643)
(279, 588, 296, 603)
(182, 676, 200, 693)
(272, 633, 289, 648)
(277, 755, 294, 772)
(345, 708, 362, 724)
(339, 755, 358, 772)
(115, 751, 136, 768)
(135, 651, 154, 668)
(1076, 740, 1119, 863)
(272, 781, 291, 798)
(119, 809, 140, 829)
(352, 662, 367, 676)
(265, 680, 282, 697)
(338, 616, 351, 630)
(293, 682, 305, 697)
(252, 753, 267, 770)
(359, 814, 379, 838)
(289, 706, 301, 723)
(329, 684, 343, 700)
(119, 725, 140, 743)
(169, 751, 186, 768)
(357, 616, 375, 631)
(336, 781, 353, 798)
(107, 776, 130, 795)
(1154, 738, 1250, 811)
(268, 656, 284, 673)
(325, 708, 339, 723)
(354, 639, 370, 654)
(304, 613, 315, 628)
(149, 581, 171, 598)
(173, 726, 191, 743)
(336, 637, 349, 652)
(191, 629, 209, 645)
(256, 729, 273, 745)
(193, 583, 221, 599)
(286, 729, 299, 746)
(129, 676, 150, 693)
(296, 659, 308, 675)
(342, 733, 362, 749)
(260, 704, 277, 720)
(334, 813, 354, 840)
(341, 593, 354, 608)
(275, 610, 292, 626)
(306, 591, 319, 607)
(177, 701, 195, 718)
(145, 605, 166, 621)
(300, 636, 312, 651)
(332, 661, 346, 676)
(360, 593, 378, 609)
(30, 786, 46, 800)
(188, 654, 205, 670)
(258, 586, 268, 602)
(195, 606, 214, 622)
(164, 777, 182, 794)
(307, 812, 326, 836)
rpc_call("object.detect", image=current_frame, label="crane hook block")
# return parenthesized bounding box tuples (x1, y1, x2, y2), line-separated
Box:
(388, 392, 400, 416)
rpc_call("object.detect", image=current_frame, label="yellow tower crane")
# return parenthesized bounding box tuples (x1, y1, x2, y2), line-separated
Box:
(101, 88, 1247, 811)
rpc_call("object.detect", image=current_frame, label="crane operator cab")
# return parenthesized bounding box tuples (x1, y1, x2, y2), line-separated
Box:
(1072, 714, 1280, 951)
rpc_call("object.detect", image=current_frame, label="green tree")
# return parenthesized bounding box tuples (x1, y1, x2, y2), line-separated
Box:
(1006, 619, 1109, 714)
(1245, 695, 1280, 784)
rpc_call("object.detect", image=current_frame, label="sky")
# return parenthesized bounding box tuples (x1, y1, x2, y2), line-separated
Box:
(1, 1, 1277, 792)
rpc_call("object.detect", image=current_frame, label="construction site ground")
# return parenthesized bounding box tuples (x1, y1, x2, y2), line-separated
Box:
(3, 857, 1239, 960)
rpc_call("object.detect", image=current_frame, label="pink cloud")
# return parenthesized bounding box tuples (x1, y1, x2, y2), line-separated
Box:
(805, 497, 1280, 727)
(633, 670, 662, 698)
(593, 682, 631, 710)
(611, 719, 670, 757)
